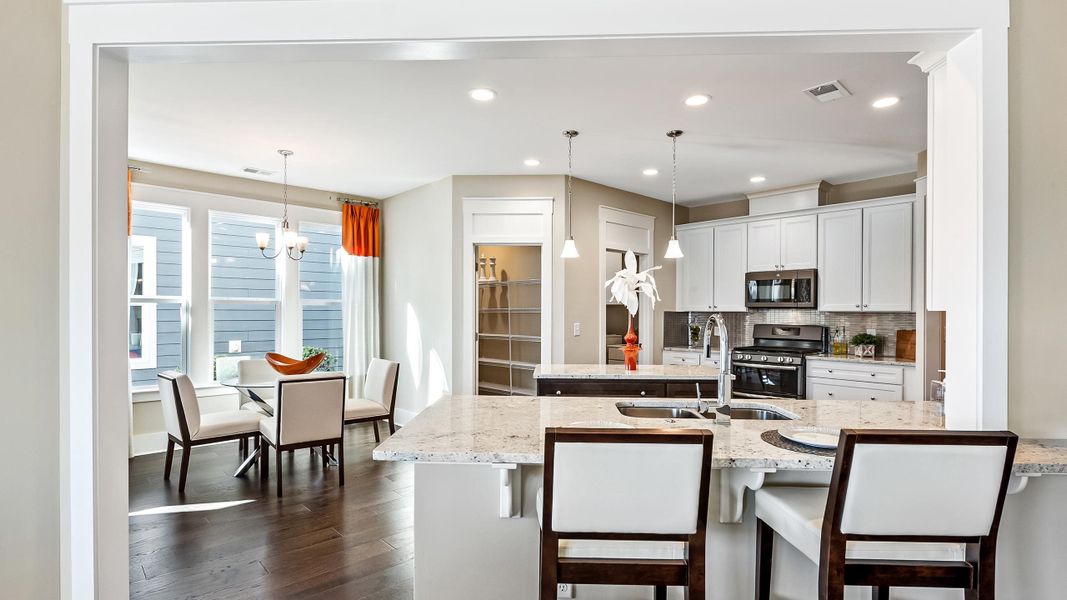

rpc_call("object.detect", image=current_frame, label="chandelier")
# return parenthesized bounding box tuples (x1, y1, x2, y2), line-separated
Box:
(256, 149, 308, 261)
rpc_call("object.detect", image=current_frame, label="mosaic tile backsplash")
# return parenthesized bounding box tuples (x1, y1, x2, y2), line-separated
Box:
(664, 310, 917, 357)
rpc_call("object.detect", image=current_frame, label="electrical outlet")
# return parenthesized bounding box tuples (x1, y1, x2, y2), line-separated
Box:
(228, 339, 242, 353)
(866, 328, 877, 336)
(573, 322, 581, 337)
(557, 583, 575, 598)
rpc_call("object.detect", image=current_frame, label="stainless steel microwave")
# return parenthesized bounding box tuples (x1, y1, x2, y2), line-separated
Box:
(745, 269, 817, 309)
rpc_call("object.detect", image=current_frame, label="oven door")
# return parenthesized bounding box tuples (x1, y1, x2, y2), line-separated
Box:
(732, 361, 803, 399)
(745, 270, 817, 309)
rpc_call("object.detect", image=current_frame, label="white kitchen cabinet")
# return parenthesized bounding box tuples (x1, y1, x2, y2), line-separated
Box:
(805, 359, 907, 401)
(746, 219, 780, 271)
(863, 202, 913, 311)
(779, 215, 818, 269)
(807, 379, 903, 402)
(662, 349, 702, 366)
(817, 209, 864, 311)
(675, 226, 713, 311)
(711, 223, 748, 311)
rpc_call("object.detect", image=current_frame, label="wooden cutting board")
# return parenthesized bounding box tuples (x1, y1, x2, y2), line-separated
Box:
(895, 329, 916, 361)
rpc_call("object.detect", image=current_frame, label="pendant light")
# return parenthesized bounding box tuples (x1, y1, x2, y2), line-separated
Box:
(560, 130, 580, 259)
(256, 149, 309, 261)
(664, 130, 685, 259)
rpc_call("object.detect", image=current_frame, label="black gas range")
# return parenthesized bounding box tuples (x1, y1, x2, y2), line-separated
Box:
(729, 324, 828, 399)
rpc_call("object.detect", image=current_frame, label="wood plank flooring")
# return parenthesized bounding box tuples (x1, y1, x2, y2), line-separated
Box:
(128, 425, 413, 600)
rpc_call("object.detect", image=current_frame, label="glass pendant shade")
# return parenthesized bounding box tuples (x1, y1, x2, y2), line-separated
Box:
(560, 237, 579, 259)
(664, 236, 684, 259)
(255, 232, 270, 250)
(283, 228, 298, 249)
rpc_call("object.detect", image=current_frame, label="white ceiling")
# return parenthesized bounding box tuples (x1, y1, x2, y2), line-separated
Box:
(128, 52, 926, 206)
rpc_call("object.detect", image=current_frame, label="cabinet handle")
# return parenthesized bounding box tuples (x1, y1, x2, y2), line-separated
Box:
(871, 373, 876, 377)
(855, 304, 861, 309)
(863, 304, 869, 308)
(828, 369, 834, 373)
(555, 390, 562, 396)
(640, 391, 646, 397)
(828, 392, 834, 396)
(870, 396, 876, 401)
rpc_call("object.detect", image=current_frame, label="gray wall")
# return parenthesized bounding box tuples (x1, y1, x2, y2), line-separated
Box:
(130, 207, 184, 386)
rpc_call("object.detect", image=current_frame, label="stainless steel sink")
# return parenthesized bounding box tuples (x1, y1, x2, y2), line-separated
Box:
(709, 407, 793, 420)
(616, 406, 703, 419)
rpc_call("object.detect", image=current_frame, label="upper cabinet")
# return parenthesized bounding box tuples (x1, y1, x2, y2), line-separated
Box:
(818, 200, 913, 312)
(711, 223, 748, 311)
(747, 215, 817, 272)
(675, 226, 713, 311)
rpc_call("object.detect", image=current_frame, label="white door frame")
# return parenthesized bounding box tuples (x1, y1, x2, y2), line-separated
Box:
(461, 198, 554, 394)
(63, 1, 1009, 597)
(598, 206, 656, 366)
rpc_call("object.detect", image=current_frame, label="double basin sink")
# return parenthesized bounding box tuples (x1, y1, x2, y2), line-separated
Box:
(616, 404, 793, 421)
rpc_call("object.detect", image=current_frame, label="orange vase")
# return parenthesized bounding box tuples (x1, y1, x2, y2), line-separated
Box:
(623, 314, 639, 370)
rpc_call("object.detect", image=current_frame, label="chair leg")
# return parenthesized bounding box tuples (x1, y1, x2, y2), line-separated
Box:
(163, 439, 175, 480)
(177, 445, 191, 493)
(874, 586, 889, 600)
(388, 418, 396, 434)
(321, 445, 328, 469)
(239, 437, 245, 457)
(655, 585, 667, 600)
(276, 446, 284, 497)
(338, 439, 345, 486)
(372, 420, 381, 443)
(756, 518, 774, 600)
(260, 441, 269, 479)
(539, 533, 559, 600)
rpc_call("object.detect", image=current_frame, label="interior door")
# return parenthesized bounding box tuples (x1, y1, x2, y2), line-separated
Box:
(746, 219, 781, 271)
(817, 209, 863, 311)
(863, 202, 913, 311)
(712, 223, 748, 311)
(779, 214, 817, 269)
(676, 227, 713, 311)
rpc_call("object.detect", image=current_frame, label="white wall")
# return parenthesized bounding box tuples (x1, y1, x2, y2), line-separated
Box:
(0, 0, 60, 596)
(382, 177, 456, 422)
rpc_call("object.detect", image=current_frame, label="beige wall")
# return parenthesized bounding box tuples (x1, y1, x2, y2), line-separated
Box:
(1008, 0, 1067, 437)
(0, 0, 60, 596)
(564, 178, 688, 363)
(826, 171, 917, 204)
(686, 197, 749, 222)
(129, 159, 369, 211)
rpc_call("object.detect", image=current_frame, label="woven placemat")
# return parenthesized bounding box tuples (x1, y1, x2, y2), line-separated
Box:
(761, 430, 837, 457)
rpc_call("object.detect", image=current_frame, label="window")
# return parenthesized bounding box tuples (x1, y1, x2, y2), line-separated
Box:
(210, 212, 279, 381)
(300, 222, 344, 370)
(129, 204, 187, 388)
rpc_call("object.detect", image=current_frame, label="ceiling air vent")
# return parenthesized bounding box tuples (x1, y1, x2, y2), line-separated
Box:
(803, 80, 852, 103)
(242, 167, 276, 176)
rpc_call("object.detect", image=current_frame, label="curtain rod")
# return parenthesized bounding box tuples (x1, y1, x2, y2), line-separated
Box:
(335, 196, 379, 207)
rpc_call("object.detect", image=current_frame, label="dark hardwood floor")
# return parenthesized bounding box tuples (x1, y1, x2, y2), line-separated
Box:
(128, 424, 413, 600)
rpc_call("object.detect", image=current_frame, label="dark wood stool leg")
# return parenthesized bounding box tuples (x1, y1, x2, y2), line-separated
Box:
(539, 532, 558, 600)
(874, 586, 889, 600)
(163, 439, 175, 480)
(654, 585, 667, 600)
(388, 418, 396, 434)
(177, 445, 191, 493)
(276, 446, 284, 497)
(756, 518, 774, 600)
(338, 439, 345, 486)
(321, 445, 328, 468)
(372, 420, 381, 443)
(260, 442, 269, 478)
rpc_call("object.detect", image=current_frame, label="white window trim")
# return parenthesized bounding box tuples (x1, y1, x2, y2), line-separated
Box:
(128, 235, 158, 370)
(298, 221, 345, 366)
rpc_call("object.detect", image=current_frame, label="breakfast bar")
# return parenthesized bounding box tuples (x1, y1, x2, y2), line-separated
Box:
(374, 394, 1067, 600)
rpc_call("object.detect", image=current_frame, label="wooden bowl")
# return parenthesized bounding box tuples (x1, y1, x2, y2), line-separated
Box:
(265, 352, 326, 375)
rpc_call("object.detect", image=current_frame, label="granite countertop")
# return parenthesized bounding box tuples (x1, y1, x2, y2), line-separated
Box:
(371, 395, 1067, 474)
(809, 353, 916, 367)
(533, 363, 721, 380)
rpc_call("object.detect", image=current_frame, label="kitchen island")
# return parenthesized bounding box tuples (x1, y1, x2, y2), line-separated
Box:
(533, 363, 720, 398)
(373, 395, 1067, 600)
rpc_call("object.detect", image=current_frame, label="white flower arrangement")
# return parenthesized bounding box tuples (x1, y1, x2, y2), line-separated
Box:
(605, 250, 661, 317)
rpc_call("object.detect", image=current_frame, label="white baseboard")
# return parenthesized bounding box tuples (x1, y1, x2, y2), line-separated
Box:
(132, 431, 168, 456)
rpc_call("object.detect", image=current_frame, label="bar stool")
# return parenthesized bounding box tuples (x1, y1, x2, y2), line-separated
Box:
(753, 429, 1018, 599)
(538, 427, 714, 600)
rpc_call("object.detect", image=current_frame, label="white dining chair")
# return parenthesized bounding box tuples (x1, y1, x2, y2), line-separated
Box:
(753, 429, 1018, 600)
(344, 358, 400, 442)
(258, 372, 347, 497)
(157, 371, 266, 493)
(538, 427, 714, 600)
(237, 358, 279, 413)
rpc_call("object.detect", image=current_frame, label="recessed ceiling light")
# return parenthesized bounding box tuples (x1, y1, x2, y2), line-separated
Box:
(524, 158, 541, 167)
(469, 88, 496, 102)
(872, 96, 900, 109)
(684, 94, 711, 107)
(642, 168, 659, 176)
(749, 175, 767, 183)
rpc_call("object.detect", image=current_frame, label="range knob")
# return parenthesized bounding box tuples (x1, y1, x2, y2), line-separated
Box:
(785, 357, 794, 364)
(760, 355, 768, 362)
(744, 354, 752, 360)
(777, 357, 785, 363)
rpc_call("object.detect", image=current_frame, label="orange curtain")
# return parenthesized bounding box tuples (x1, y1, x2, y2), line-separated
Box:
(342, 204, 380, 257)
(127, 168, 133, 236)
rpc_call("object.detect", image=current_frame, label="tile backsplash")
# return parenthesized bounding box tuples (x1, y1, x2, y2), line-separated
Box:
(664, 310, 916, 356)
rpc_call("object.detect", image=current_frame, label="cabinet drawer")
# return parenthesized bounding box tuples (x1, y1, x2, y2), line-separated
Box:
(536, 380, 666, 398)
(665, 381, 718, 398)
(806, 360, 904, 385)
(807, 378, 903, 402)
(662, 350, 702, 366)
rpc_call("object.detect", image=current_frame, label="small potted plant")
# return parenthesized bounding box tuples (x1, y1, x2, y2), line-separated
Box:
(849, 333, 878, 357)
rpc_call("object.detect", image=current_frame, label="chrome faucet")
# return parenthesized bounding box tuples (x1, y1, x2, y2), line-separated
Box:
(704, 313, 732, 425)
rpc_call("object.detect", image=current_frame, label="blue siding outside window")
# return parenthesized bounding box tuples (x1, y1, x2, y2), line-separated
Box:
(130, 207, 185, 388)
(300, 223, 344, 368)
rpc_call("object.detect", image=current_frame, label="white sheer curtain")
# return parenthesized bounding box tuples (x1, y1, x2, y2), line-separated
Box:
(340, 205, 381, 395)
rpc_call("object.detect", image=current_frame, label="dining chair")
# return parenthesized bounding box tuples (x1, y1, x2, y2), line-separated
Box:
(237, 358, 279, 412)
(344, 358, 400, 443)
(753, 429, 1018, 600)
(258, 372, 347, 497)
(157, 371, 266, 493)
(538, 427, 714, 600)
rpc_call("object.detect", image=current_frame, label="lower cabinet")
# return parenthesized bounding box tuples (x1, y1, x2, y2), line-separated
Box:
(805, 359, 905, 401)
(536, 379, 716, 398)
(807, 378, 903, 402)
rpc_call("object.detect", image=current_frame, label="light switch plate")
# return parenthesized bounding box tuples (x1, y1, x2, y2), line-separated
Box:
(573, 322, 581, 337)
(866, 328, 877, 336)
(228, 340, 242, 353)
